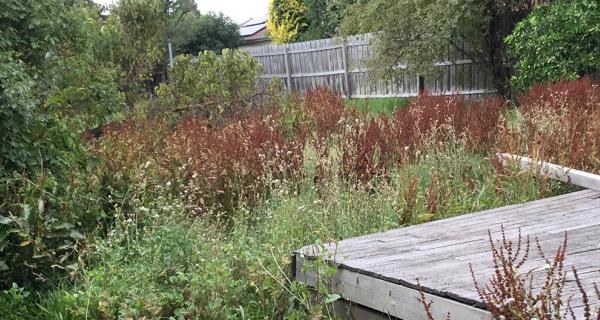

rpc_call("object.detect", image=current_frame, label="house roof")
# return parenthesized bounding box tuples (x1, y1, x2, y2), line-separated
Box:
(240, 15, 268, 38)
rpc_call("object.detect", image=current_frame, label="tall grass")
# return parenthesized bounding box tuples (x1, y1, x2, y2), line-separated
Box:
(7, 80, 598, 319)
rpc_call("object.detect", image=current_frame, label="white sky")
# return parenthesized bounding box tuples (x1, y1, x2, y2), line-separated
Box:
(93, 0, 269, 24)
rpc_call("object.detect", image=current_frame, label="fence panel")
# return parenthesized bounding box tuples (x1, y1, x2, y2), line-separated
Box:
(245, 34, 495, 99)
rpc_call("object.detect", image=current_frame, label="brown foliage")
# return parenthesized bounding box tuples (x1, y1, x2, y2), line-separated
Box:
(470, 227, 600, 320)
(91, 110, 305, 215)
(340, 114, 396, 184)
(399, 93, 506, 153)
(164, 111, 305, 212)
(339, 91, 506, 185)
(499, 78, 600, 173)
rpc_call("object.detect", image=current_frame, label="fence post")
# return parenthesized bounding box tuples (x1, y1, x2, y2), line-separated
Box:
(417, 75, 425, 95)
(283, 47, 293, 93)
(341, 42, 351, 98)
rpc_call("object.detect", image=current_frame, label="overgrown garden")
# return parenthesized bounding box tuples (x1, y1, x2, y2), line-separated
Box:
(1, 0, 599, 319)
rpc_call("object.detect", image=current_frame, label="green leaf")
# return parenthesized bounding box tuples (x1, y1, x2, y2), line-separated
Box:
(70, 230, 85, 240)
(0, 216, 13, 225)
(324, 293, 341, 304)
(416, 213, 435, 223)
(22, 204, 30, 221)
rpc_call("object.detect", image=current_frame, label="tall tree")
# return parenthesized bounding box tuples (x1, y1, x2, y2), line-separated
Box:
(267, 0, 308, 44)
(299, 0, 358, 41)
(506, 0, 600, 91)
(341, 0, 545, 97)
(178, 12, 240, 55)
(267, 0, 357, 43)
(162, 0, 198, 62)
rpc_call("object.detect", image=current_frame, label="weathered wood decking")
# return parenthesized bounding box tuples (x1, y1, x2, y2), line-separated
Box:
(294, 189, 600, 319)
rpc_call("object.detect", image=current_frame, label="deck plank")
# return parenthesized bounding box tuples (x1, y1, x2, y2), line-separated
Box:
(294, 190, 600, 319)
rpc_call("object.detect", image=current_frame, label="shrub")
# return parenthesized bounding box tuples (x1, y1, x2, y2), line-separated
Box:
(156, 50, 262, 117)
(0, 53, 39, 172)
(0, 54, 107, 288)
(56, 209, 249, 319)
(0, 168, 104, 288)
(44, 55, 126, 130)
(0, 284, 39, 320)
(506, 0, 600, 91)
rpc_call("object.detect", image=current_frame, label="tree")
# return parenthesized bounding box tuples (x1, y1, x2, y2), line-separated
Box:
(0, 0, 106, 288)
(0, 0, 64, 69)
(44, 3, 126, 129)
(506, 0, 600, 91)
(267, 0, 308, 44)
(177, 12, 240, 55)
(105, 0, 166, 101)
(299, 0, 358, 41)
(156, 50, 261, 116)
(340, 0, 544, 96)
(267, 0, 357, 43)
(162, 0, 198, 61)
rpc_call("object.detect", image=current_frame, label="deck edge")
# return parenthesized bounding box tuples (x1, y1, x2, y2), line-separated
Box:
(294, 255, 492, 320)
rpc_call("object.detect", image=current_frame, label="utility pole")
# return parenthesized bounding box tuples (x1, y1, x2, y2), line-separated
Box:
(168, 37, 174, 66)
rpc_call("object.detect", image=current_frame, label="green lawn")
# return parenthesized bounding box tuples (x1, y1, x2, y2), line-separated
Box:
(346, 97, 410, 115)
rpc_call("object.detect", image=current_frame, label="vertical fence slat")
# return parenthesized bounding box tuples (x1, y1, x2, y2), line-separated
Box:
(283, 46, 293, 93)
(246, 34, 494, 98)
(341, 42, 351, 98)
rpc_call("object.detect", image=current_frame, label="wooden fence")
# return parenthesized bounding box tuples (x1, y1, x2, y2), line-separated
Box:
(245, 34, 496, 99)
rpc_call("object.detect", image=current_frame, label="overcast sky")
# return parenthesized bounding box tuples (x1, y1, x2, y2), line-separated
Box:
(93, 0, 269, 24)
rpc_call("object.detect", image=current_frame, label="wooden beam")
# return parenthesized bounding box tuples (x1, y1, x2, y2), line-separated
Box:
(290, 70, 345, 78)
(283, 47, 293, 93)
(289, 44, 344, 54)
(295, 257, 492, 320)
(497, 153, 600, 191)
(341, 42, 351, 98)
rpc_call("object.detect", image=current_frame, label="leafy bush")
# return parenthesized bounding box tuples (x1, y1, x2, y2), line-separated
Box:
(506, 0, 600, 91)
(0, 0, 63, 68)
(45, 55, 126, 130)
(267, 0, 308, 44)
(156, 50, 262, 117)
(0, 54, 39, 172)
(0, 55, 103, 289)
(0, 284, 38, 320)
(42, 4, 127, 130)
(178, 12, 241, 54)
(0, 168, 104, 288)
(0, 1, 122, 288)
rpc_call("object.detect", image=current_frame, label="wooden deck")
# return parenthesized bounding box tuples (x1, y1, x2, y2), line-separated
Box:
(294, 189, 600, 319)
